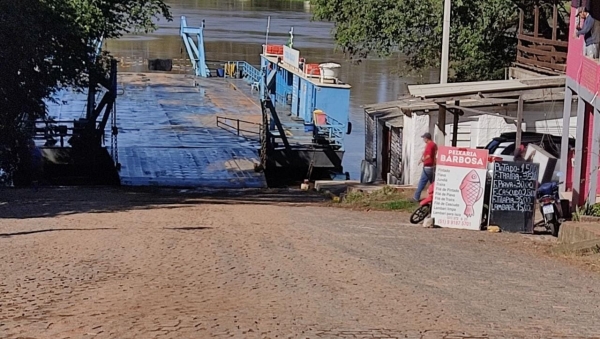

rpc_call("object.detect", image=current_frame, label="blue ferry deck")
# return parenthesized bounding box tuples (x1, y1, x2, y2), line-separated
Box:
(45, 73, 266, 188)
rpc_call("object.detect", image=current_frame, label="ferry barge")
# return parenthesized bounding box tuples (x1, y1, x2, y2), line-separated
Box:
(181, 16, 353, 183)
(32, 16, 352, 188)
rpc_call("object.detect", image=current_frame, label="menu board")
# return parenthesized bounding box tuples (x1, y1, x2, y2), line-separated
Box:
(489, 161, 539, 233)
(431, 146, 489, 230)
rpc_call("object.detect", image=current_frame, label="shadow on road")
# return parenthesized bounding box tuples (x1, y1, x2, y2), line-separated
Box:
(0, 186, 329, 220)
(163, 227, 213, 231)
(0, 227, 116, 238)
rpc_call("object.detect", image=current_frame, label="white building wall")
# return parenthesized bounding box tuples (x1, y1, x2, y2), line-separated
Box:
(471, 115, 519, 148)
(401, 114, 414, 185)
(402, 114, 430, 185)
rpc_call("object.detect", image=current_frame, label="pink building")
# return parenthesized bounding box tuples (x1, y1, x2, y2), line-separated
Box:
(561, 1, 600, 206)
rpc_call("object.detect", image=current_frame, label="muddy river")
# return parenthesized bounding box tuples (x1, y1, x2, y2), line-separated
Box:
(105, 0, 438, 178)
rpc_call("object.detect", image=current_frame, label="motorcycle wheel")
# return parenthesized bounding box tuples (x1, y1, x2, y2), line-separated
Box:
(410, 204, 431, 224)
(549, 219, 561, 237)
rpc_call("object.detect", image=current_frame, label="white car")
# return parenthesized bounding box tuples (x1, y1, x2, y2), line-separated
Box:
(482, 132, 575, 181)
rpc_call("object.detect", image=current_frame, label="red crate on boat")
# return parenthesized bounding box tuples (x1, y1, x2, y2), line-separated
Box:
(305, 63, 321, 76)
(265, 45, 283, 55)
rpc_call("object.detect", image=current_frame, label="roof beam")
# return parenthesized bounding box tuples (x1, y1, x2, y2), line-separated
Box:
(443, 105, 518, 121)
(409, 77, 565, 100)
(430, 87, 565, 103)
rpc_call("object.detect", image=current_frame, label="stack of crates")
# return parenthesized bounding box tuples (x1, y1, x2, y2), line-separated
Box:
(264, 45, 284, 56)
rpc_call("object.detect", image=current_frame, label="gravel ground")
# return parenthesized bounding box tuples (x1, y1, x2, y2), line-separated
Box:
(1, 187, 599, 339)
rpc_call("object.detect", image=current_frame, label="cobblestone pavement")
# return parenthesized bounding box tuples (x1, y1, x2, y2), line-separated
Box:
(1, 188, 599, 339)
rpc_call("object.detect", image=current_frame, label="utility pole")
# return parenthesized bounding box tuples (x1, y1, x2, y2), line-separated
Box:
(436, 0, 451, 146)
(440, 0, 451, 84)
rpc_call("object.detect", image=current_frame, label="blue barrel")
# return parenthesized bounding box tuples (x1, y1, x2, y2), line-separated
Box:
(216, 68, 225, 77)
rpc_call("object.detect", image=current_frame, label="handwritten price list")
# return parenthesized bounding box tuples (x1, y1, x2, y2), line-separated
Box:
(489, 161, 540, 233)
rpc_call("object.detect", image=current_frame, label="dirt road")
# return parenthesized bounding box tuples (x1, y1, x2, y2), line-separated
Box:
(1, 188, 599, 339)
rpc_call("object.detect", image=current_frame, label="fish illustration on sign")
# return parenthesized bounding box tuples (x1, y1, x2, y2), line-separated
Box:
(459, 169, 484, 217)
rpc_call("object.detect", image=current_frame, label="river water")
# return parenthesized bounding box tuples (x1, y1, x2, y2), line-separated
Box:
(105, 0, 438, 178)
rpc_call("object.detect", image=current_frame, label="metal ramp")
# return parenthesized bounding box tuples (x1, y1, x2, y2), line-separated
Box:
(46, 73, 266, 188)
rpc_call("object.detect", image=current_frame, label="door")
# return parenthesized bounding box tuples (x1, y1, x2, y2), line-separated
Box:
(298, 81, 307, 120)
(381, 125, 391, 182)
(304, 84, 316, 122)
(292, 75, 299, 117)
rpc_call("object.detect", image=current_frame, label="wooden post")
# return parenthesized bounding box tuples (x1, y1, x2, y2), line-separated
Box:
(518, 9, 524, 35)
(451, 100, 460, 147)
(436, 106, 447, 146)
(534, 4, 539, 38)
(551, 2, 558, 66)
(552, 2, 558, 41)
(515, 96, 524, 155)
(518, 9, 524, 62)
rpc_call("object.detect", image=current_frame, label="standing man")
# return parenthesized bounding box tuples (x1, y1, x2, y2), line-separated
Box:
(575, 6, 600, 59)
(413, 132, 437, 202)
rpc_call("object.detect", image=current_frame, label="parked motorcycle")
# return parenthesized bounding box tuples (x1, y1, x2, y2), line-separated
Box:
(409, 183, 434, 224)
(536, 181, 564, 237)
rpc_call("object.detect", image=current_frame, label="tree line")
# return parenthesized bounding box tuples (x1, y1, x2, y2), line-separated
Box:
(0, 0, 171, 184)
(311, 0, 570, 81)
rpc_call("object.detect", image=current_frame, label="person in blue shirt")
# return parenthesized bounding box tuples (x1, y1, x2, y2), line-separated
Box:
(575, 6, 600, 58)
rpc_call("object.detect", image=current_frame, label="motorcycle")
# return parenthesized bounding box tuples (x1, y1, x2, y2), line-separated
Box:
(536, 181, 564, 237)
(409, 182, 489, 227)
(409, 183, 434, 224)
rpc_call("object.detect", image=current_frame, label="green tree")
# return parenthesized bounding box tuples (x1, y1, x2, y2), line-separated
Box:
(0, 0, 171, 184)
(312, 0, 568, 82)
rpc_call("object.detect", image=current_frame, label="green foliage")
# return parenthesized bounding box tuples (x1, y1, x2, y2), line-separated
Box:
(588, 204, 600, 217)
(0, 0, 171, 184)
(312, 0, 569, 82)
(572, 203, 598, 221)
(378, 199, 416, 211)
(342, 186, 417, 212)
(63, 0, 171, 40)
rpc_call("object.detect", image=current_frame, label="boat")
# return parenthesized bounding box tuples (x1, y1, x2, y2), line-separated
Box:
(181, 16, 353, 183)
(32, 16, 353, 188)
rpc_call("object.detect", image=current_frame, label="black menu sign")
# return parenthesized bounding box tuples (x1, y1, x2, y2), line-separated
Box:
(489, 161, 539, 233)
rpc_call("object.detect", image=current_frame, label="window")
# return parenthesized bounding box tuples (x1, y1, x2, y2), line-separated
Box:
(501, 144, 516, 155)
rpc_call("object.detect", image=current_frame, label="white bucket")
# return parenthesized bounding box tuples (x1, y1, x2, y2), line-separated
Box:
(319, 63, 341, 79)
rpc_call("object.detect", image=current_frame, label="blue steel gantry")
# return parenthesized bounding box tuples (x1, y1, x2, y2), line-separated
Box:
(180, 16, 209, 77)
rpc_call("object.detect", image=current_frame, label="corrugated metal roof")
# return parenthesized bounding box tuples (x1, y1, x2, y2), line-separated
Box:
(408, 80, 528, 99)
(364, 97, 520, 117)
(408, 76, 565, 99)
(384, 116, 404, 128)
(443, 105, 518, 121)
